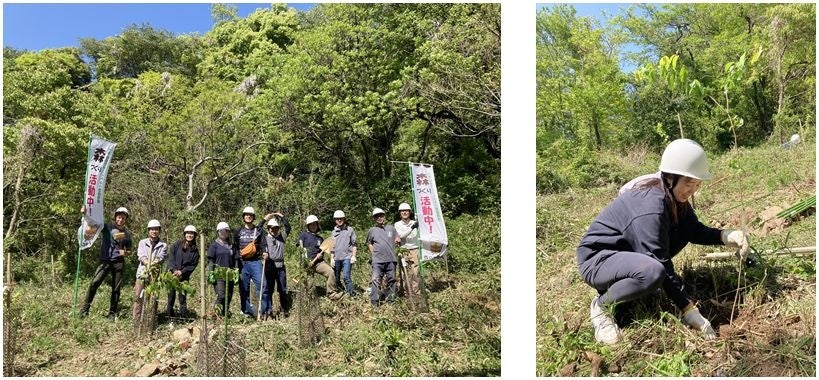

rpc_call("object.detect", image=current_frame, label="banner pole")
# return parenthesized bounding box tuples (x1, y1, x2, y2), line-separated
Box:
(408, 164, 423, 277)
(72, 134, 93, 318)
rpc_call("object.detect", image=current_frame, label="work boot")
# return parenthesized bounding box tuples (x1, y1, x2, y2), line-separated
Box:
(107, 312, 117, 321)
(79, 304, 90, 318)
(590, 296, 620, 345)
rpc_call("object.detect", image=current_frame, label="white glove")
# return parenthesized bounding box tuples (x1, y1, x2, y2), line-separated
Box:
(350, 256, 356, 264)
(722, 229, 750, 258)
(330, 259, 335, 268)
(682, 305, 717, 339)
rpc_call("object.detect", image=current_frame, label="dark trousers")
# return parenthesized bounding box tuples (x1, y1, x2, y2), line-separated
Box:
(213, 279, 235, 316)
(579, 251, 665, 308)
(370, 261, 396, 305)
(82, 260, 124, 315)
(167, 290, 188, 317)
(264, 260, 289, 313)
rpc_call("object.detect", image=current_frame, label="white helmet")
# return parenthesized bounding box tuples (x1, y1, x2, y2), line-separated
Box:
(184, 225, 197, 233)
(267, 218, 280, 228)
(147, 219, 161, 229)
(398, 203, 412, 211)
(242, 206, 255, 216)
(114, 207, 130, 216)
(372, 207, 385, 216)
(659, 139, 712, 180)
(333, 210, 346, 219)
(216, 222, 230, 231)
(305, 215, 319, 225)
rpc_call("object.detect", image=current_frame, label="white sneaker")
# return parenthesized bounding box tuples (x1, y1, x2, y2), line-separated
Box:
(590, 296, 621, 345)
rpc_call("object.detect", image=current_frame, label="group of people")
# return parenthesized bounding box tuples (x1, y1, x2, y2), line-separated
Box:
(78, 202, 422, 321)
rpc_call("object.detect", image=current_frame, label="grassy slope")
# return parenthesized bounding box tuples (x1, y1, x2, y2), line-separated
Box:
(5, 217, 500, 376)
(536, 141, 816, 376)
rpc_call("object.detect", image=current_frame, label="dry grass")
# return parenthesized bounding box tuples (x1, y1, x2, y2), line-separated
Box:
(537, 141, 816, 376)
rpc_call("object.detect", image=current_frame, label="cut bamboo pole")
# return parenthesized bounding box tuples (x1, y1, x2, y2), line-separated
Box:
(702, 246, 816, 261)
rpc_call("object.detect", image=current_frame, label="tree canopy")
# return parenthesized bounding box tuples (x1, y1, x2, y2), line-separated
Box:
(3, 3, 500, 271)
(536, 3, 815, 193)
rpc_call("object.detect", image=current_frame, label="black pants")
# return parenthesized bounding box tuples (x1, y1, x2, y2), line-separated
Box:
(213, 279, 234, 316)
(167, 290, 188, 317)
(83, 260, 125, 314)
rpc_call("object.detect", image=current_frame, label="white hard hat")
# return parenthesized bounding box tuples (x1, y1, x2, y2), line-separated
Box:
(216, 222, 230, 231)
(184, 225, 197, 233)
(114, 207, 129, 216)
(659, 139, 712, 180)
(305, 215, 319, 225)
(372, 207, 385, 216)
(333, 210, 346, 219)
(147, 219, 161, 229)
(267, 218, 280, 228)
(242, 206, 255, 215)
(398, 203, 412, 211)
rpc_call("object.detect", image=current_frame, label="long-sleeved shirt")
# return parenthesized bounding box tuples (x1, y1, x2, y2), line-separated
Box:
(98, 223, 133, 263)
(167, 240, 200, 281)
(298, 230, 324, 260)
(331, 225, 357, 260)
(394, 219, 418, 249)
(577, 185, 723, 309)
(136, 238, 168, 279)
(208, 239, 238, 269)
(234, 219, 268, 261)
(366, 224, 399, 264)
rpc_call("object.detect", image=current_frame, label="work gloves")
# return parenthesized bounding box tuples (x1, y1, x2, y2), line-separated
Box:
(722, 229, 750, 259)
(681, 304, 717, 339)
(350, 256, 356, 264)
(409, 221, 418, 229)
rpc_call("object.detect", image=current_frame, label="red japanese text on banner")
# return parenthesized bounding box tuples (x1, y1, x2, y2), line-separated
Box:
(410, 164, 448, 261)
(77, 135, 118, 249)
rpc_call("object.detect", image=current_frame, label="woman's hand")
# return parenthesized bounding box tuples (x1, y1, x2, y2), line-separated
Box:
(682, 304, 717, 339)
(722, 230, 750, 258)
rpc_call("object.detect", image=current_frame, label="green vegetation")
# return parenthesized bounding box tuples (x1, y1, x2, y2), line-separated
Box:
(536, 4, 815, 375)
(3, 3, 499, 376)
(537, 142, 816, 376)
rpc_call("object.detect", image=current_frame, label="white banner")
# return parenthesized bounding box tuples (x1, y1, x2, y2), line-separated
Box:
(77, 135, 118, 250)
(410, 164, 448, 261)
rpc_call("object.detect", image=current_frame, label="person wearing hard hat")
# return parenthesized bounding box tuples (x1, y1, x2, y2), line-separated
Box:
(577, 139, 751, 345)
(132, 219, 168, 321)
(366, 208, 401, 306)
(208, 222, 239, 317)
(330, 210, 358, 297)
(262, 214, 292, 318)
(298, 215, 344, 300)
(234, 206, 278, 318)
(166, 225, 200, 319)
(394, 203, 421, 298)
(79, 206, 133, 319)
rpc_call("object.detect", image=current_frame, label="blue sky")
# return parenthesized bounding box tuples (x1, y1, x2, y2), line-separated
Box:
(3, 3, 315, 51)
(536, 3, 649, 73)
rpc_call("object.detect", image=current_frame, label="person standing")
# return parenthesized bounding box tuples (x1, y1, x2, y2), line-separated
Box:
(234, 207, 276, 318)
(394, 203, 421, 298)
(366, 208, 401, 306)
(330, 210, 358, 297)
(166, 225, 200, 319)
(79, 206, 133, 320)
(132, 219, 168, 321)
(208, 222, 239, 317)
(298, 215, 343, 300)
(262, 214, 291, 318)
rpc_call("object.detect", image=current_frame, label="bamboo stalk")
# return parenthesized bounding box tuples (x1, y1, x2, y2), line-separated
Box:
(702, 246, 816, 261)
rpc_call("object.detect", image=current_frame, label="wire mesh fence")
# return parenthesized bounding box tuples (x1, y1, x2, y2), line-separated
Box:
(134, 294, 158, 339)
(294, 275, 325, 347)
(3, 285, 18, 376)
(194, 318, 247, 376)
